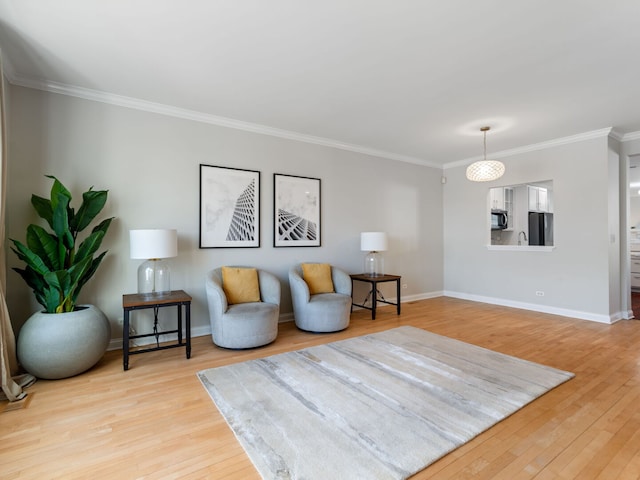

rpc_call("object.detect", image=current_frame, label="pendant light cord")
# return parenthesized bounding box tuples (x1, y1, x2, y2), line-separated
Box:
(482, 125, 490, 161)
(484, 130, 487, 161)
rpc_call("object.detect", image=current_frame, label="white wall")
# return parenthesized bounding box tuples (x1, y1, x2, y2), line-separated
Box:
(443, 134, 622, 323)
(5, 85, 444, 342)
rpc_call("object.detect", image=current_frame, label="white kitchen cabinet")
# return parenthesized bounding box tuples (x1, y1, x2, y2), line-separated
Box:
(528, 186, 550, 212)
(490, 188, 505, 210)
(490, 187, 514, 231)
(490, 187, 513, 211)
(503, 187, 514, 230)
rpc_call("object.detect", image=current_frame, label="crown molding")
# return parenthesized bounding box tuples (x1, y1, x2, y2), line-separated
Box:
(607, 129, 640, 142)
(609, 129, 625, 142)
(7, 74, 439, 168)
(444, 127, 614, 170)
(8, 72, 640, 170)
(621, 130, 640, 142)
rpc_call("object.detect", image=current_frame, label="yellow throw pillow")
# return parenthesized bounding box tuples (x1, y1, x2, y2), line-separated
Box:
(221, 267, 261, 304)
(301, 263, 335, 294)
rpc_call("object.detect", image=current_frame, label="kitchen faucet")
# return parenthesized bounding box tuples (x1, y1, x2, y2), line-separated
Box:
(518, 231, 527, 245)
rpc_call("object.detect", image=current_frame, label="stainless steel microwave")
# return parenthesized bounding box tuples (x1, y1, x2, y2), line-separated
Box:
(491, 210, 508, 230)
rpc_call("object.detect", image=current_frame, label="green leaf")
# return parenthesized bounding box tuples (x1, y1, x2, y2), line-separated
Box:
(44, 269, 76, 314)
(12, 267, 48, 310)
(42, 287, 62, 313)
(76, 217, 113, 258)
(74, 231, 104, 265)
(74, 218, 112, 265)
(47, 175, 72, 212)
(25, 224, 61, 271)
(62, 257, 93, 312)
(58, 239, 68, 270)
(44, 270, 70, 296)
(12, 266, 44, 292)
(91, 217, 113, 236)
(31, 195, 54, 229)
(71, 189, 108, 233)
(51, 192, 74, 250)
(73, 251, 107, 304)
(10, 240, 52, 277)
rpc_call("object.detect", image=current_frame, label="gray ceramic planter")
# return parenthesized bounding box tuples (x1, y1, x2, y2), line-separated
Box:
(17, 305, 111, 380)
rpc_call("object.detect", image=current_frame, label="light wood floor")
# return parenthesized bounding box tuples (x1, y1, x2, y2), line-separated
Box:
(2, 297, 640, 479)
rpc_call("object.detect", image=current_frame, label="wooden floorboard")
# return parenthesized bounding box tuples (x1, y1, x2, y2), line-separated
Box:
(1, 297, 640, 479)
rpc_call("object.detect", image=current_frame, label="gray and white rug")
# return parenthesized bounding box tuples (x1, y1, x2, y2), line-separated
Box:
(198, 326, 574, 480)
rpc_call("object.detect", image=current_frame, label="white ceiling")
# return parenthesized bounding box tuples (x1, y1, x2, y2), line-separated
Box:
(1, 1, 640, 167)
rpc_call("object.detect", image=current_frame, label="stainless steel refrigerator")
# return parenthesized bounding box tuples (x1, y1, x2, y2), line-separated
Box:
(528, 212, 554, 246)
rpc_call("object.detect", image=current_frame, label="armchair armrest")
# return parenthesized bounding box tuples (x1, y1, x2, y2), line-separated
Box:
(205, 269, 228, 314)
(289, 267, 311, 303)
(258, 270, 281, 305)
(332, 266, 352, 296)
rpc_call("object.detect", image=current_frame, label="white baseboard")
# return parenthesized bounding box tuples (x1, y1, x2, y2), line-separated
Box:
(278, 312, 294, 323)
(443, 290, 624, 324)
(399, 291, 444, 303)
(108, 289, 624, 351)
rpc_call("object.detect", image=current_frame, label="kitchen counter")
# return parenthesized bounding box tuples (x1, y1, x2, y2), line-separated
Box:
(487, 245, 554, 252)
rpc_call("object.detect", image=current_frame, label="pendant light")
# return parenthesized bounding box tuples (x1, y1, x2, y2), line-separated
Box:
(466, 126, 505, 182)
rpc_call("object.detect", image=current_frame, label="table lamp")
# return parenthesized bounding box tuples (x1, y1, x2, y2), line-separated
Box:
(361, 232, 388, 277)
(130, 229, 178, 295)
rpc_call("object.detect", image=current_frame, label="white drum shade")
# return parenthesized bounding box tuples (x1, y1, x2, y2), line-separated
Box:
(130, 229, 178, 259)
(360, 232, 388, 252)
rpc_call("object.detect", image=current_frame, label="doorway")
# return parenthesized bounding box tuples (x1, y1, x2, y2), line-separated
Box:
(628, 155, 640, 317)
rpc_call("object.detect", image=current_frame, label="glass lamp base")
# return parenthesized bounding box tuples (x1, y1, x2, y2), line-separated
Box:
(364, 251, 384, 277)
(137, 259, 171, 295)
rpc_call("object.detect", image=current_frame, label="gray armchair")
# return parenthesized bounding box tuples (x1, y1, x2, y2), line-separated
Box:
(205, 267, 280, 348)
(289, 264, 352, 332)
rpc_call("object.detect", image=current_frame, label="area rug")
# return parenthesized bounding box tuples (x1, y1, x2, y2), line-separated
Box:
(198, 326, 574, 480)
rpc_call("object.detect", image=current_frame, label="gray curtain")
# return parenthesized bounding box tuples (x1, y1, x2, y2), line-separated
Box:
(0, 49, 35, 402)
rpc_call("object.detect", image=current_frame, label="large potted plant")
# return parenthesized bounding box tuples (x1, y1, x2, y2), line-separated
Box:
(10, 175, 114, 379)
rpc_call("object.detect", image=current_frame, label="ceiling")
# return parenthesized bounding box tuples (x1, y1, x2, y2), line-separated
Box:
(1, 1, 640, 168)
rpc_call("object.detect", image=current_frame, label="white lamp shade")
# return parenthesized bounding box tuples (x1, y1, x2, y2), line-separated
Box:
(465, 160, 505, 182)
(360, 232, 388, 252)
(130, 229, 178, 259)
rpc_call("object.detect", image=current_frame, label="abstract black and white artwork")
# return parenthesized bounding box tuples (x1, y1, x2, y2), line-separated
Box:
(200, 164, 260, 248)
(274, 174, 321, 247)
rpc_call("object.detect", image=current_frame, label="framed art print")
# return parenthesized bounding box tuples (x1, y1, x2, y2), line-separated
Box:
(274, 173, 321, 247)
(200, 164, 260, 248)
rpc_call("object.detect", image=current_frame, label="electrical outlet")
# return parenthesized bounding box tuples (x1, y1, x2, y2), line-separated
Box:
(118, 317, 137, 343)
(402, 284, 408, 289)
(536, 291, 545, 296)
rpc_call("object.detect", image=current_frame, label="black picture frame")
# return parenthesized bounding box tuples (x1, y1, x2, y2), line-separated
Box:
(273, 173, 321, 247)
(199, 164, 260, 248)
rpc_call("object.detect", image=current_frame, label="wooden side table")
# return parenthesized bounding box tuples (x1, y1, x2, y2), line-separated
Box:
(350, 274, 401, 320)
(122, 290, 192, 371)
